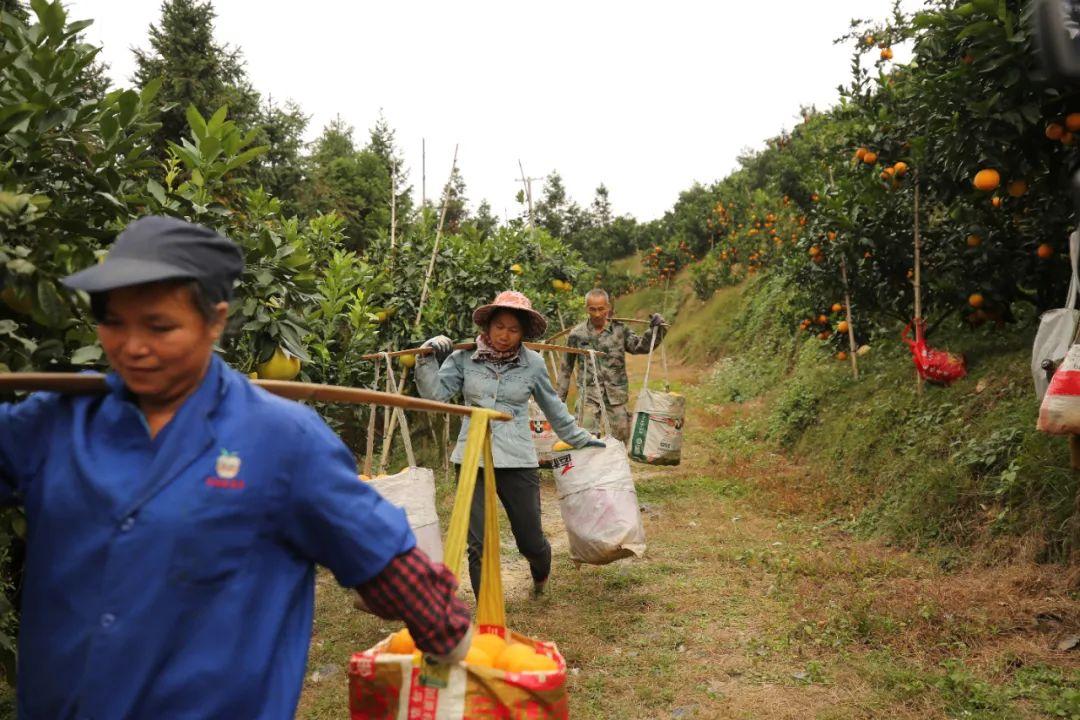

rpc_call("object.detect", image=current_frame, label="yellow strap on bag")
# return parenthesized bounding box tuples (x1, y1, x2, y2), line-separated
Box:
(441, 408, 506, 629)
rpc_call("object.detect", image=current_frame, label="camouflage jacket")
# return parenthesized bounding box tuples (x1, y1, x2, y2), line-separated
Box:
(556, 320, 666, 407)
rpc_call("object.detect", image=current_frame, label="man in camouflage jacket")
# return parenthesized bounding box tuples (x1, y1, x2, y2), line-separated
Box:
(556, 289, 666, 442)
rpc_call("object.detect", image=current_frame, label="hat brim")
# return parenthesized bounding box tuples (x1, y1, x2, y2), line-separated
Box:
(473, 303, 548, 340)
(61, 257, 198, 294)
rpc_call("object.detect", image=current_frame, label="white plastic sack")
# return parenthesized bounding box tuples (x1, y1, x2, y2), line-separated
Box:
(630, 389, 685, 466)
(549, 437, 646, 565)
(1032, 230, 1080, 400)
(365, 467, 443, 563)
(528, 399, 558, 465)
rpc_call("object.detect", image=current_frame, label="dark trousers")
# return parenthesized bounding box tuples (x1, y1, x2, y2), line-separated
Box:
(460, 465, 551, 598)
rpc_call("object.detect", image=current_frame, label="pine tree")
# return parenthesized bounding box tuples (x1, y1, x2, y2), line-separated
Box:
(133, 0, 259, 154)
(0, 0, 28, 22)
(441, 165, 468, 234)
(366, 112, 412, 223)
(591, 184, 613, 227)
(252, 98, 308, 206)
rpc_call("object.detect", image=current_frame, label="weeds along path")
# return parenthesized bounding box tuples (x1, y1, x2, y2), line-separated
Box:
(297, 353, 1079, 719)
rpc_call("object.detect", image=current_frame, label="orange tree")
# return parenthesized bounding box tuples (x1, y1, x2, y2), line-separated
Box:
(688, 0, 1079, 342)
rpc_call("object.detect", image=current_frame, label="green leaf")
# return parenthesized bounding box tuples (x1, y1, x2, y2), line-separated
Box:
(35, 278, 66, 327)
(70, 344, 102, 365)
(206, 105, 228, 134)
(146, 178, 166, 205)
(185, 104, 207, 140)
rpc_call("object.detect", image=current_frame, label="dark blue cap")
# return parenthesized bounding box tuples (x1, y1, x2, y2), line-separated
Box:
(62, 216, 244, 302)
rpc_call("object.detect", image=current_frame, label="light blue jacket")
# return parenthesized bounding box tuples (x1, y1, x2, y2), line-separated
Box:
(415, 346, 593, 468)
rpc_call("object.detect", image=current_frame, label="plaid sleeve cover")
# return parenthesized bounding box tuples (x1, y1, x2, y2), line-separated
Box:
(355, 546, 471, 656)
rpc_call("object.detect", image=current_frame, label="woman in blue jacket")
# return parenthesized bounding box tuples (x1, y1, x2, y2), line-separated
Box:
(0, 217, 470, 719)
(417, 290, 602, 599)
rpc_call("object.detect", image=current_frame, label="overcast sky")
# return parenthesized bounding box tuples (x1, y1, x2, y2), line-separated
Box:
(67, 0, 921, 222)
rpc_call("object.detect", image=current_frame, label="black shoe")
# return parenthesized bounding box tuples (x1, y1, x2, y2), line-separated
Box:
(531, 578, 547, 598)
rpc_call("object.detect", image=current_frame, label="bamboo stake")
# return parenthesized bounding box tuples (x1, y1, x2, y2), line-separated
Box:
(913, 170, 924, 396)
(840, 258, 860, 380)
(415, 144, 458, 329)
(359, 341, 604, 361)
(0, 374, 510, 420)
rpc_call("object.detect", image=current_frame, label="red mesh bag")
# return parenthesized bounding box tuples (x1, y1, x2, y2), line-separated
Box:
(902, 321, 967, 386)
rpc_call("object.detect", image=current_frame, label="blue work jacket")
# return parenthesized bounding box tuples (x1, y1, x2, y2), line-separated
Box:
(0, 355, 415, 719)
(415, 346, 592, 467)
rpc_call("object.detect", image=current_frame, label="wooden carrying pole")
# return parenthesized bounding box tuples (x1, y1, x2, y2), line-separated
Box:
(359, 341, 604, 362)
(545, 317, 668, 343)
(0, 374, 509, 421)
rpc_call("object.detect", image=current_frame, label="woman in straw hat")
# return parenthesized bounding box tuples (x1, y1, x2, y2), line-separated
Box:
(417, 290, 603, 598)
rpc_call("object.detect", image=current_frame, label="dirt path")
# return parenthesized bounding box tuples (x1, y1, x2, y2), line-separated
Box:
(297, 355, 1079, 719)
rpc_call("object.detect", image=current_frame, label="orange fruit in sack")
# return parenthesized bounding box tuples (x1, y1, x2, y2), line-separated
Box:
(494, 643, 536, 672)
(517, 651, 558, 673)
(387, 628, 416, 655)
(464, 647, 494, 668)
(471, 632, 508, 658)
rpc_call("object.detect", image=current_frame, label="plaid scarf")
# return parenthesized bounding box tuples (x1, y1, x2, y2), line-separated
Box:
(473, 333, 521, 365)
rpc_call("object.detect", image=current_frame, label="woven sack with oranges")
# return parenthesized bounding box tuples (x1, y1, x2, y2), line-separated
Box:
(349, 409, 569, 719)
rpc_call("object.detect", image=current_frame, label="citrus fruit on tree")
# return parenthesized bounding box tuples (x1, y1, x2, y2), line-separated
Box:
(1067, 112, 1080, 132)
(1037, 243, 1054, 259)
(256, 347, 301, 380)
(1007, 180, 1028, 198)
(855, 147, 868, 160)
(1064, 132, 1077, 146)
(550, 279, 564, 291)
(837, 351, 848, 361)
(837, 320, 849, 333)
(1047, 123, 1065, 140)
(0, 286, 32, 315)
(972, 168, 1000, 192)
(862, 151, 878, 165)
(510, 263, 523, 275)
(991, 196, 1003, 208)
(831, 303, 843, 313)
(966, 234, 982, 248)
(968, 293, 985, 308)
(893, 161, 908, 176)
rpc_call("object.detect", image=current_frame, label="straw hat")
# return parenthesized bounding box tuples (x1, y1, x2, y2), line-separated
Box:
(472, 290, 548, 340)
